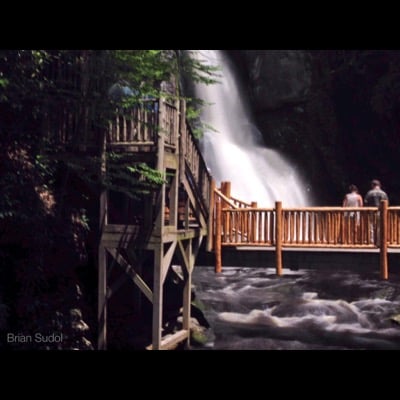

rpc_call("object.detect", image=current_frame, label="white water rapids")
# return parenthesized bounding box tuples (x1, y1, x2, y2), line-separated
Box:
(193, 50, 311, 207)
(192, 267, 400, 350)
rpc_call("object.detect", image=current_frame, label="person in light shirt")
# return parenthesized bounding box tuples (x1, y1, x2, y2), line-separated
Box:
(343, 184, 363, 208)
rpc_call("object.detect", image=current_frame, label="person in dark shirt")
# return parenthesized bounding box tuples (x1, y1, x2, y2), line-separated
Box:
(364, 179, 389, 206)
(364, 179, 389, 245)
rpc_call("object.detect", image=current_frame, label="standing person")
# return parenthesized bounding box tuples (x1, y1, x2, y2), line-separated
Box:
(364, 179, 389, 245)
(343, 184, 363, 208)
(364, 179, 389, 206)
(342, 184, 363, 243)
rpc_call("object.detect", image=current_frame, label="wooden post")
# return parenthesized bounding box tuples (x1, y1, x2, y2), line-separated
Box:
(179, 99, 186, 183)
(152, 96, 167, 349)
(275, 201, 283, 276)
(215, 198, 222, 273)
(223, 181, 231, 199)
(157, 99, 165, 172)
(98, 244, 107, 350)
(251, 202, 257, 242)
(98, 132, 108, 350)
(380, 200, 388, 280)
(182, 239, 192, 349)
(169, 172, 179, 228)
(206, 179, 216, 251)
(152, 247, 163, 349)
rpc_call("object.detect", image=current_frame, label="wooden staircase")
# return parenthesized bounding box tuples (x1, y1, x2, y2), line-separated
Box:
(98, 96, 213, 350)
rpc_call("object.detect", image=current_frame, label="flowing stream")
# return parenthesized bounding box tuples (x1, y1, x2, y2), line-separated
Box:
(192, 267, 400, 350)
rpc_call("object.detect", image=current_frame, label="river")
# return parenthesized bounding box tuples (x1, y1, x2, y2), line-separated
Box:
(192, 266, 400, 350)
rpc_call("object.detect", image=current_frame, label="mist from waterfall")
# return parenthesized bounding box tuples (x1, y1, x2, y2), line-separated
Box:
(193, 50, 312, 207)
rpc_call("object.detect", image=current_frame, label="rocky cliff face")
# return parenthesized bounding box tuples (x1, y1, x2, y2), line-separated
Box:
(243, 50, 312, 111)
(228, 50, 400, 205)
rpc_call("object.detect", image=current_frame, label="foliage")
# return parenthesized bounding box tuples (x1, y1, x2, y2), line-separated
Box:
(0, 49, 218, 348)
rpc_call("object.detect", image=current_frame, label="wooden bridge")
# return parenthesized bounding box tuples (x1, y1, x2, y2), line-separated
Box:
(211, 182, 400, 280)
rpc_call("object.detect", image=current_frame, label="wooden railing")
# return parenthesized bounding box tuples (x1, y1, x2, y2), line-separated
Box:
(108, 100, 159, 145)
(180, 115, 212, 216)
(218, 204, 400, 248)
(212, 191, 398, 279)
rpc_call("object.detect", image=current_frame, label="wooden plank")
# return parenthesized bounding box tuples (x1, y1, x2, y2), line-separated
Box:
(178, 240, 190, 273)
(164, 152, 179, 169)
(106, 248, 153, 303)
(148, 227, 208, 248)
(146, 329, 189, 350)
(214, 189, 239, 209)
(104, 224, 140, 233)
(161, 240, 177, 284)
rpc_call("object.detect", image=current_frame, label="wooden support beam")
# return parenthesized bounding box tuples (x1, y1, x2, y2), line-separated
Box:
(97, 244, 107, 350)
(380, 200, 388, 280)
(146, 329, 189, 350)
(184, 194, 190, 230)
(192, 234, 204, 262)
(106, 248, 153, 303)
(182, 267, 192, 348)
(178, 240, 190, 273)
(168, 172, 179, 230)
(152, 246, 163, 350)
(98, 133, 108, 350)
(161, 240, 177, 284)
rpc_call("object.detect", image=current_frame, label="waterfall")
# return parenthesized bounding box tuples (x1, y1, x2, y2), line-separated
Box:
(193, 50, 311, 207)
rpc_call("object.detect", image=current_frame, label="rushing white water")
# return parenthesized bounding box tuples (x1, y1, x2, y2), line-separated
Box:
(192, 267, 400, 350)
(193, 50, 311, 206)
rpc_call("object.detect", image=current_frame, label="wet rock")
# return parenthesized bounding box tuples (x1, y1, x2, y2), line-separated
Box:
(372, 286, 395, 301)
(390, 314, 400, 325)
(177, 316, 209, 346)
(243, 50, 312, 111)
(70, 308, 90, 333)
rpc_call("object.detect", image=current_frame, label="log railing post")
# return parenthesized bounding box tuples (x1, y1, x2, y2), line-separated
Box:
(215, 198, 222, 273)
(380, 200, 388, 280)
(206, 179, 216, 251)
(251, 202, 257, 242)
(275, 201, 283, 276)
